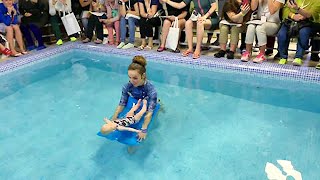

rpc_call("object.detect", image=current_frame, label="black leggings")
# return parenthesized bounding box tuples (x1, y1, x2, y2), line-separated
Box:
(139, 17, 161, 38)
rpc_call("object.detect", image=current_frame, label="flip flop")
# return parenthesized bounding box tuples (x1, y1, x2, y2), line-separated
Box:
(21, 51, 28, 55)
(316, 62, 320, 70)
(137, 45, 145, 51)
(11, 53, 22, 57)
(193, 52, 200, 59)
(145, 46, 152, 50)
(182, 50, 193, 57)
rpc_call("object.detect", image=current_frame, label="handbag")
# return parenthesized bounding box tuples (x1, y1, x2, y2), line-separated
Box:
(61, 9, 81, 36)
(165, 17, 180, 51)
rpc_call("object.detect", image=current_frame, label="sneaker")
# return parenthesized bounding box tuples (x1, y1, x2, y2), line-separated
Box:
(226, 51, 235, 59)
(56, 39, 63, 45)
(278, 58, 287, 65)
(122, 43, 134, 49)
(253, 53, 266, 63)
(292, 58, 303, 66)
(70, 37, 77, 42)
(214, 50, 226, 58)
(27, 45, 36, 51)
(241, 51, 250, 62)
(117, 42, 126, 49)
(36, 45, 46, 51)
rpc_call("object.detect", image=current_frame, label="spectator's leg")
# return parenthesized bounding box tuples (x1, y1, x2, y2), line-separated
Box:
(139, 18, 148, 48)
(81, 11, 89, 30)
(29, 24, 45, 49)
(119, 17, 127, 43)
(277, 24, 290, 59)
(128, 17, 138, 44)
(159, 19, 172, 49)
(184, 20, 194, 53)
(146, 17, 161, 48)
(94, 16, 104, 41)
(266, 36, 275, 56)
(20, 24, 35, 50)
(50, 15, 62, 41)
(106, 24, 114, 44)
(244, 24, 256, 54)
(114, 20, 120, 45)
(12, 25, 26, 53)
(85, 15, 96, 40)
(311, 23, 320, 61)
(5, 26, 18, 55)
(295, 27, 312, 59)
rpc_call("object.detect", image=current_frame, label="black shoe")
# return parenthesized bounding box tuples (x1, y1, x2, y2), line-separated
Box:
(311, 53, 320, 61)
(265, 49, 273, 56)
(214, 50, 226, 58)
(273, 51, 280, 60)
(227, 51, 235, 59)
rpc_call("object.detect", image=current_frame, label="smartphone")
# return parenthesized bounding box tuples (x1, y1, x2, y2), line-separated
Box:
(242, 0, 249, 5)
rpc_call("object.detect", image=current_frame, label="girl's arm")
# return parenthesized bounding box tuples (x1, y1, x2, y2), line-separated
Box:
(227, 4, 250, 23)
(177, 10, 187, 20)
(268, 0, 284, 15)
(203, 2, 217, 19)
(251, 0, 259, 11)
(138, 2, 147, 18)
(161, 0, 186, 9)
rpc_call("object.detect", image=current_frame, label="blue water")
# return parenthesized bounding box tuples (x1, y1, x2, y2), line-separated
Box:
(0, 50, 319, 179)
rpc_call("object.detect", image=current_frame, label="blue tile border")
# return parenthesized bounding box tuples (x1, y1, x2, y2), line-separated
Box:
(1, 42, 320, 83)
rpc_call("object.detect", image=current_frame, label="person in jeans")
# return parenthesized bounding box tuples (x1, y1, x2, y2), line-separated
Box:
(117, 0, 140, 49)
(214, 0, 251, 59)
(241, 0, 284, 63)
(277, 0, 313, 66)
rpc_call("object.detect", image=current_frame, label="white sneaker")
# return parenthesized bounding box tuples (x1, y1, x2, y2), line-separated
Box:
(122, 43, 134, 49)
(117, 42, 126, 49)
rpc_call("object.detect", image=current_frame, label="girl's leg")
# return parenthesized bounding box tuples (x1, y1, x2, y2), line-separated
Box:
(12, 25, 26, 52)
(185, 20, 194, 52)
(194, 19, 211, 59)
(159, 19, 172, 48)
(5, 26, 18, 54)
(128, 17, 138, 44)
(296, 27, 312, 59)
(119, 17, 127, 43)
(106, 24, 114, 44)
(114, 20, 120, 44)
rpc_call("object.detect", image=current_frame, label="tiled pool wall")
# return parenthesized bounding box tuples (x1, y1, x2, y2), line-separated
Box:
(1, 42, 320, 83)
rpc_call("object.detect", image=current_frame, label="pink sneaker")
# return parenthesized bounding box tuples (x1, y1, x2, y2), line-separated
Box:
(253, 53, 266, 63)
(241, 51, 250, 62)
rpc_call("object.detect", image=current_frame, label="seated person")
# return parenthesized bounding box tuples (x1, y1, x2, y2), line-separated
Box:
(277, 0, 313, 66)
(100, 0, 120, 45)
(100, 99, 147, 135)
(214, 0, 250, 59)
(0, 0, 27, 56)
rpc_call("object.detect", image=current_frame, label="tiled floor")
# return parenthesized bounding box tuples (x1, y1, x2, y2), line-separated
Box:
(1, 35, 319, 68)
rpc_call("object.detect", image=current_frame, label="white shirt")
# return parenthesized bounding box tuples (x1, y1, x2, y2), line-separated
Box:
(257, 0, 285, 23)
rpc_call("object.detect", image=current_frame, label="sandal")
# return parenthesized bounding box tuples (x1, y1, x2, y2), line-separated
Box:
(182, 50, 193, 57)
(11, 52, 22, 57)
(316, 62, 320, 70)
(157, 46, 166, 52)
(145, 46, 152, 50)
(138, 45, 145, 51)
(192, 52, 200, 59)
(94, 39, 103, 44)
(82, 38, 90, 43)
(21, 51, 28, 55)
(1, 48, 12, 56)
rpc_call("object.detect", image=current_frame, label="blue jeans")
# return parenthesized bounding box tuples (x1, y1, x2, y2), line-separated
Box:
(277, 23, 311, 59)
(120, 16, 139, 44)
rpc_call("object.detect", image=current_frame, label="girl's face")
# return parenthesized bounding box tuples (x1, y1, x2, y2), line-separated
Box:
(128, 70, 145, 87)
(3, 0, 14, 7)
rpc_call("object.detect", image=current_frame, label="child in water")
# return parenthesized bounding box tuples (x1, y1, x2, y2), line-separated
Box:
(100, 99, 147, 135)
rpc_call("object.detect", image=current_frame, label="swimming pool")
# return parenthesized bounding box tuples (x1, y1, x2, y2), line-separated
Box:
(1, 44, 319, 179)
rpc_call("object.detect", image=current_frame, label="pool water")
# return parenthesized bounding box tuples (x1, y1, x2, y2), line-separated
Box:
(0, 50, 319, 179)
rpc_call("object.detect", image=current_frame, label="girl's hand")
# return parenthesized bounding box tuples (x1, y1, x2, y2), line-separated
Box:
(293, 14, 305, 21)
(137, 131, 147, 142)
(240, 4, 250, 16)
(24, 12, 32, 17)
(167, 15, 175, 21)
(197, 16, 206, 24)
